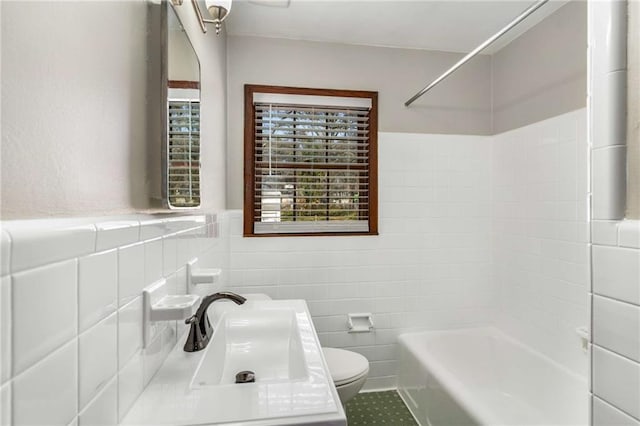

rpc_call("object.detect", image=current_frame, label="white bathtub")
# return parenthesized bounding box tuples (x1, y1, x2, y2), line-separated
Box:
(398, 327, 588, 426)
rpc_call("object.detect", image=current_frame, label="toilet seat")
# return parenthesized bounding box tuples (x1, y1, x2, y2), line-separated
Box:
(322, 347, 369, 387)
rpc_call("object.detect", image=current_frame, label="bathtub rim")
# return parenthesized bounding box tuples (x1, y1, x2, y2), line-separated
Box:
(397, 326, 588, 425)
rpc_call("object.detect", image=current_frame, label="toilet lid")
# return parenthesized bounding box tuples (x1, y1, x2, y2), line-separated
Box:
(322, 347, 369, 387)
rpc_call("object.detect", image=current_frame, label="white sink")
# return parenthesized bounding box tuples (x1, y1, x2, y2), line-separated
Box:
(121, 299, 345, 426)
(192, 309, 307, 387)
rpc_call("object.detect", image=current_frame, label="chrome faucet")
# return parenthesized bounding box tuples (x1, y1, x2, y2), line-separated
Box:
(183, 291, 247, 352)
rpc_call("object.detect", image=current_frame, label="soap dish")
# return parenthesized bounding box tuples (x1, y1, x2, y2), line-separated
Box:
(150, 294, 200, 321)
(188, 258, 222, 285)
(143, 278, 201, 322)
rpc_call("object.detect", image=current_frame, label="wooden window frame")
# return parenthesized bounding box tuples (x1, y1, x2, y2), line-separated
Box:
(243, 84, 378, 237)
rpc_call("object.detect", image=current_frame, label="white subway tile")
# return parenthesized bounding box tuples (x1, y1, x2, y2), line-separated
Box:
(118, 297, 143, 366)
(163, 215, 207, 235)
(78, 250, 117, 332)
(13, 339, 77, 426)
(593, 295, 640, 363)
(144, 238, 163, 286)
(6, 221, 96, 273)
(162, 235, 177, 277)
(592, 146, 627, 220)
(1, 230, 10, 277)
(78, 378, 117, 426)
(138, 219, 168, 241)
(593, 396, 640, 426)
(1, 382, 10, 426)
(118, 243, 144, 307)
(12, 259, 77, 375)
(604, 0, 628, 73)
(592, 346, 640, 419)
(362, 376, 397, 392)
(117, 352, 143, 422)
(592, 221, 620, 246)
(79, 313, 117, 410)
(593, 245, 640, 305)
(142, 334, 163, 387)
(619, 221, 640, 249)
(175, 266, 187, 295)
(161, 323, 177, 359)
(95, 220, 139, 252)
(1, 276, 10, 384)
(592, 70, 627, 149)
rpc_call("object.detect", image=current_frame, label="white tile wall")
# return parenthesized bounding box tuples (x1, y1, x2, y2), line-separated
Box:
(12, 259, 78, 375)
(493, 109, 590, 375)
(592, 346, 640, 420)
(118, 297, 143, 366)
(619, 221, 640, 249)
(0, 214, 219, 425)
(592, 146, 627, 220)
(95, 220, 139, 252)
(117, 352, 143, 423)
(7, 221, 96, 273)
(78, 313, 117, 409)
(221, 132, 496, 389)
(12, 340, 77, 426)
(590, 220, 640, 424)
(118, 243, 145, 307)
(593, 397, 640, 426)
(590, 1, 640, 423)
(78, 378, 118, 426)
(593, 295, 640, 362)
(1, 276, 10, 384)
(1, 231, 11, 276)
(1, 382, 11, 426)
(593, 245, 640, 305)
(78, 250, 118, 332)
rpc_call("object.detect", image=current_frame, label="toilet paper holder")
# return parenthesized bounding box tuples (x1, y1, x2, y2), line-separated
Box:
(348, 313, 374, 333)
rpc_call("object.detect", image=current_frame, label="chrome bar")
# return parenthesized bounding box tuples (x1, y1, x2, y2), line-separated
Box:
(404, 0, 549, 107)
(191, 0, 208, 33)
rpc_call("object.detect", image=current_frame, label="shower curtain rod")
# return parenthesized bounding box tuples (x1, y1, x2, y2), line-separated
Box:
(404, 0, 549, 107)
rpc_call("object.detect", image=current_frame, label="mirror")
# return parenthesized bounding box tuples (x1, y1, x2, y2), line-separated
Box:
(165, 3, 201, 209)
(148, 1, 201, 209)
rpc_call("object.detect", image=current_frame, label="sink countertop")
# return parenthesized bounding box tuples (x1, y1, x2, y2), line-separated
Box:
(120, 299, 346, 426)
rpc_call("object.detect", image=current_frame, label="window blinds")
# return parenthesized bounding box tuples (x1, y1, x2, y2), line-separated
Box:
(167, 99, 200, 208)
(252, 101, 371, 234)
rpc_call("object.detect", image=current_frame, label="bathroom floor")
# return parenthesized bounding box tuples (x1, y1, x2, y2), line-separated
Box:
(345, 391, 418, 425)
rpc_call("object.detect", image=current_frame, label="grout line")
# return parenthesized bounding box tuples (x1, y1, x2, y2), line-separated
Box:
(592, 395, 640, 424)
(592, 343, 640, 366)
(592, 292, 640, 309)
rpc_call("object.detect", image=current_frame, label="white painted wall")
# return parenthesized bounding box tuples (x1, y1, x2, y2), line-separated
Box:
(225, 36, 493, 209)
(491, 1, 587, 134)
(0, 1, 227, 219)
(1, 0, 585, 219)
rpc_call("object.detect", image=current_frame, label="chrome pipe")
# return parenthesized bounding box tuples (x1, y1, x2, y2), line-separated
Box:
(404, 0, 549, 107)
(191, 0, 208, 33)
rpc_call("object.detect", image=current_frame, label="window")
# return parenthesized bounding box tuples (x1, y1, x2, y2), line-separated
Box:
(244, 85, 378, 236)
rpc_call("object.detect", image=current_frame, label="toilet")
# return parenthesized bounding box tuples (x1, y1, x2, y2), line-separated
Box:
(322, 347, 370, 405)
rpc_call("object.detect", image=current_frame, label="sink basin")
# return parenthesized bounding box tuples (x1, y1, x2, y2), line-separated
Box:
(192, 309, 307, 387)
(120, 299, 345, 426)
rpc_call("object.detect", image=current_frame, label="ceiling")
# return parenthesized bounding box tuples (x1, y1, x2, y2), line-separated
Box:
(225, 0, 570, 54)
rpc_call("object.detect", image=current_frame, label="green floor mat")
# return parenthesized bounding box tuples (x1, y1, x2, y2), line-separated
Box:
(345, 390, 418, 425)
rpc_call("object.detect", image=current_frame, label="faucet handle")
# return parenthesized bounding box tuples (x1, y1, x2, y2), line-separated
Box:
(185, 314, 198, 325)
